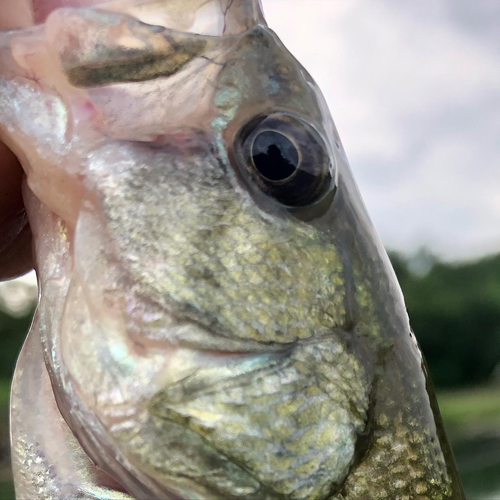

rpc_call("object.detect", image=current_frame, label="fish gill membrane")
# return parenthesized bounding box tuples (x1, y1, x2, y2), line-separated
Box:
(0, 1, 466, 499)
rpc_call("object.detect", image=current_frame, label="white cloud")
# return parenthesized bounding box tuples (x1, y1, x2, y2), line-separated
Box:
(264, 0, 500, 260)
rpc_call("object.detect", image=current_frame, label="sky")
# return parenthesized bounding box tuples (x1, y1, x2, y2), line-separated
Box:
(264, 0, 500, 261)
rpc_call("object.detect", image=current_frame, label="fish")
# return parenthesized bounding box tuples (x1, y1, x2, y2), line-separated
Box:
(0, 0, 465, 498)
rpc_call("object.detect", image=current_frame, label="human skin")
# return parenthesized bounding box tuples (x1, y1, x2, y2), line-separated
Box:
(0, 0, 105, 281)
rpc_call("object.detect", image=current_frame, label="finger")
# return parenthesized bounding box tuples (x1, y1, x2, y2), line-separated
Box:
(32, 0, 105, 24)
(0, 0, 35, 281)
(0, 0, 33, 30)
(0, 144, 33, 280)
(0, 0, 106, 280)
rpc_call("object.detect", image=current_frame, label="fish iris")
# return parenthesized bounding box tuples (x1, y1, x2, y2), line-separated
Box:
(251, 131, 299, 181)
(234, 112, 335, 209)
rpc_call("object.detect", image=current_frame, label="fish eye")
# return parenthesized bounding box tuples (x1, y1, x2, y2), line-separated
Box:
(251, 131, 299, 181)
(233, 113, 334, 208)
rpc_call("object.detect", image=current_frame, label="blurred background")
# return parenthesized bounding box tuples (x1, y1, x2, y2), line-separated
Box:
(0, 0, 499, 498)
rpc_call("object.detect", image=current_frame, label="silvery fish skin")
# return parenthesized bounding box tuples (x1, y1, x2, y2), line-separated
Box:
(0, 1, 465, 499)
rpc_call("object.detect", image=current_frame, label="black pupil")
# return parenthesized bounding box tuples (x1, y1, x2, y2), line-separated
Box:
(251, 131, 299, 181)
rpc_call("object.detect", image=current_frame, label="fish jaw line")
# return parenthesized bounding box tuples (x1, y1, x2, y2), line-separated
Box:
(61, 273, 292, 416)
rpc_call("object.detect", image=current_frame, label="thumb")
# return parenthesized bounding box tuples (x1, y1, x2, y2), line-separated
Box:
(0, 0, 106, 281)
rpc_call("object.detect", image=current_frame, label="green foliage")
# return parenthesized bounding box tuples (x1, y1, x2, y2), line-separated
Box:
(439, 387, 500, 431)
(390, 251, 500, 388)
(0, 310, 33, 381)
(0, 312, 27, 500)
(438, 387, 500, 498)
(0, 381, 9, 409)
(0, 481, 15, 500)
(0, 380, 12, 500)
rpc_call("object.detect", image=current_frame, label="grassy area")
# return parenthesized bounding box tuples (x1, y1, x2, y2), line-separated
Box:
(438, 387, 500, 499)
(439, 386, 500, 428)
(439, 386, 500, 425)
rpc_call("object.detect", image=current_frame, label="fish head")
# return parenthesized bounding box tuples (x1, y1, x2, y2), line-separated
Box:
(1, 2, 464, 499)
(68, 22, 372, 499)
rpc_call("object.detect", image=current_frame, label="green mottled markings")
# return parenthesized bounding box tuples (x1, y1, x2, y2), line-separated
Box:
(52, 8, 213, 87)
(65, 36, 207, 87)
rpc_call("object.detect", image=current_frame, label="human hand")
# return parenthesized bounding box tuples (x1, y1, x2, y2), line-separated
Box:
(0, 0, 103, 280)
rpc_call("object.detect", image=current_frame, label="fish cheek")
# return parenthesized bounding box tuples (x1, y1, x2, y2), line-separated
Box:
(150, 338, 372, 500)
(87, 143, 349, 346)
(75, 141, 375, 498)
